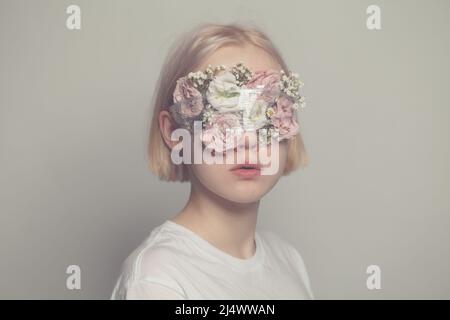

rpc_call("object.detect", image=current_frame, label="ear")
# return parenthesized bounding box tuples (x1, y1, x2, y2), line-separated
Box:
(159, 110, 179, 150)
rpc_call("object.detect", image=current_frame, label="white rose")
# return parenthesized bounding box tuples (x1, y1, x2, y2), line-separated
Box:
(206, 72, 241, 112)
(243, 98, 269, 130)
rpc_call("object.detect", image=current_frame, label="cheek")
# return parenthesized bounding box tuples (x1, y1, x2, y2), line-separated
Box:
(259, 141, 289, 176)
(191, 164, 230, 186)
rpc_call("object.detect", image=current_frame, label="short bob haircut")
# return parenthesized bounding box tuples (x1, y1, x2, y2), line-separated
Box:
(148, 23, 309, 182)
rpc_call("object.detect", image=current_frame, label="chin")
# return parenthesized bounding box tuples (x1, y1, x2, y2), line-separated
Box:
(222, 193, 263, 204)
(216, 183, 269, 204)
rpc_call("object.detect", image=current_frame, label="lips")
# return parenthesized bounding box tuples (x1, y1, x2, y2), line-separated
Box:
(230, 163, 262, 178)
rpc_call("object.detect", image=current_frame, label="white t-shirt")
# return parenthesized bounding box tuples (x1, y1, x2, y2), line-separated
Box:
(111, 220, 313, 300)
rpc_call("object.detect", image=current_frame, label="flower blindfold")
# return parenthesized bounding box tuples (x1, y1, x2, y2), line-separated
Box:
(168, 63, 306, 152)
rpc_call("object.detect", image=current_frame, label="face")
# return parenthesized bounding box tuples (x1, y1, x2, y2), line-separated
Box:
(187, 45, 290, 204)
(161, 44, 291, 204)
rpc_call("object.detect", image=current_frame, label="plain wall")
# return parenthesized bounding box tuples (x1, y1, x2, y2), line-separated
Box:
(1, 0, 449, 299)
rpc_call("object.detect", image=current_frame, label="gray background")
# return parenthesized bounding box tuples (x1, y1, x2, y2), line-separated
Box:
(1, 0, 449, 299)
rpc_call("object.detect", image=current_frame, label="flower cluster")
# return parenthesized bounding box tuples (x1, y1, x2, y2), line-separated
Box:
(201, 103, 215, 124)
(279, 70, 306, 109)
(187, 65, 225, 93)
(230, 62, 253, 87)
(169, 62, 306, 151)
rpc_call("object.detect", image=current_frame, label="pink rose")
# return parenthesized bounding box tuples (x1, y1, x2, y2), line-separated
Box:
(244, 70, 281, 103)
(202, 113, 243, 152)
(245, 69, 280, 89)
(271, 116, 299, 140)
(173, 77, 204, 117)
(274, 95, 294, 118)
(270, 95, 299, 140)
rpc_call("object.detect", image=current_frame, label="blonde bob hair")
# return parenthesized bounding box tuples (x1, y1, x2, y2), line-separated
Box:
(148, 23, 309, 182)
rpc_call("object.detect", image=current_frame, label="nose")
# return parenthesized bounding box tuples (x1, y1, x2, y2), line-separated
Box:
(232, 130, 259, 164)
(236, 130, 258, 150)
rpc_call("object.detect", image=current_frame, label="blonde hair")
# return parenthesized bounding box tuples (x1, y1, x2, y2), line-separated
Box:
(148, 23, 309, 182)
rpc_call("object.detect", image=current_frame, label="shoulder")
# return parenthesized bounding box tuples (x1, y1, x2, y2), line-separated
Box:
(111, 223, 189, 299)
(127, 224, 190, 281)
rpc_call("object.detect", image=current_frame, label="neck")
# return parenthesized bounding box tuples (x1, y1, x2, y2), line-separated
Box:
(171, 176, 260, 259)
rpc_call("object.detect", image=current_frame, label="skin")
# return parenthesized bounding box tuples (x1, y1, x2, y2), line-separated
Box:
(159, 44, 289, 260)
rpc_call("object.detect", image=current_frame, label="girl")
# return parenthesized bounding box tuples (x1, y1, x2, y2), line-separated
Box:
(111, 23, 313, 300)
